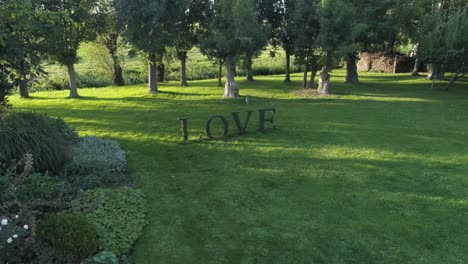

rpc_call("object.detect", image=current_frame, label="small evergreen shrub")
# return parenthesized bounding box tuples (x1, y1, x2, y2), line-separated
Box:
(38, 213, 99, 258)
(71, 137, 127, 172)
(0, 112, 76, 174)
(73, 188, 147, 256)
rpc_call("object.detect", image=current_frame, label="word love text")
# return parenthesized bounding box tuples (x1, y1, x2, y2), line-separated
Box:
(178, 108, 276, 141)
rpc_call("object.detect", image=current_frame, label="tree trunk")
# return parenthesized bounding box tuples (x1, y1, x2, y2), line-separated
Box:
(104, 33, 125, 86)
(246, 55, 254, 81)
(67, 63, 79, 98)
(218, 57, 223, 87)
(427, 64, 434, 79)
(17, 78, 29, 98)
(285, 49, 291, 82)
(157, 64, 165, 82)
(224, 56, 239, 98)
(309, 69, 317, 89)
(303, 66, 308, 89)
(427, 64, 445, 80)
(113, 64, 124, 86)
(411, 58, 420, 76)
(345, 54, 359, 84)
(317, 68, 331, 95)
(180, 51, 188, 86)
(446, 70, 461, 91)
(148, 62, 158, 94)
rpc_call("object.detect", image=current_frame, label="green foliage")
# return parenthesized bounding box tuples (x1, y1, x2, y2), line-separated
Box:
(318, 0, 355, 69)
(71, 136, 127, 172)
(81, 251, 119, 264)
(200, 0, 269, 60)
(115, 0, 187, 59)
(38, 213, 99, 258)
(73, 188, 147, 256)
(35, 0, 101, 66)
(419, 4, 468, 69)
(292, 0, 321, 68)
(16, 174, 65, 202)
(0, 112, 76, 174)
(65, 161, 132, 190)
(0, 0, 39, 103)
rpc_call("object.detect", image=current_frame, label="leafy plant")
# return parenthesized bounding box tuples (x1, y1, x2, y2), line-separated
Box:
(71, 136, 127, 172)
(73, 188, 147, 256)
(0, 112, 76, 174)
(16, 174, 66, 202)
(65, 160, 132, 190)
(38, 213, 99, 259)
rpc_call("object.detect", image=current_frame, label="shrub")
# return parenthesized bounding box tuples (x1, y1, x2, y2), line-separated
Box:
(78, 72, 112, 88)
(73, 188, 147, 256)
(0, 112, 76, 174)
(37, 213, 99, 258)
(16, 174, 66, 202)
(65, 161, 132, 190)
(71, 136, 127, 172)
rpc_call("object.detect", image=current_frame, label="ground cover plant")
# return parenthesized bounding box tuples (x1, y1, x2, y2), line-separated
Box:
(10, 71, 468, 263)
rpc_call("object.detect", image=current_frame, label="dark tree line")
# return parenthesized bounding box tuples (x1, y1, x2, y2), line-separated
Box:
(1, 0, 467, 102)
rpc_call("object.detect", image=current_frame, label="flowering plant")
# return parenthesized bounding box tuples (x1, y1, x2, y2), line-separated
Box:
(0, 213, 31, 262)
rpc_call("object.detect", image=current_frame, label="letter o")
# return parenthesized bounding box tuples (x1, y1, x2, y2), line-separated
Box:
(205, 115, 229, 139)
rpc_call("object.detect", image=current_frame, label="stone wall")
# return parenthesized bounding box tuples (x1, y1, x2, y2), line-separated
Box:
(357, 52, 416, 73)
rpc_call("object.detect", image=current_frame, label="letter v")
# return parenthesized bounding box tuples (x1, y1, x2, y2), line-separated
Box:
(231, 111, 254, 135)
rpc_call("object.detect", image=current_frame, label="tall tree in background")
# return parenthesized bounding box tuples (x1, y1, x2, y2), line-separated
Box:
(419, 3, 467, 90)
(200, 0, 269, 98)
(97, 0, 125, 86)
(317, 0, 354, 94)
(1, 0, 42, 103)
(36, 0, 100, 98)
(259, 0, 296, 82)
(116, 0, 187, 93)
(292, 0, 320, 89)
(1, 1, 42, 99)
(173, 0, 212, 86)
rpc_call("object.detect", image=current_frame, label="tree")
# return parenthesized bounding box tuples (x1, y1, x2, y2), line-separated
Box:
(419, 3, 468, 90)
(96, 0, 125, 86)
(259, 0, 296, 82)
(317, 0, 355, 94)
(172, 0, 212, 87)
(1, 0, 43, 99)
(1, 0, 41, 104)
(116, 0, 187, 93)
(291, 0, 321, 89)
(36, 0, 101, 98)
(200, 0, 269, 98)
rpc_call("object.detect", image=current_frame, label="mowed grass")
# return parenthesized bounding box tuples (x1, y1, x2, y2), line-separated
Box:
(10, 71, 468, 263)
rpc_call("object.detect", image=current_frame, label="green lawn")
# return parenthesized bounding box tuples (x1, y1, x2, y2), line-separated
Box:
(10, 71, 468, 263)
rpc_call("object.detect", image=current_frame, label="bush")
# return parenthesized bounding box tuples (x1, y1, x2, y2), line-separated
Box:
(78, 72, 112, 88)
(123, 68, 147, 85)
(0, 112, 77, 174)
(37, 213, 99, 258)
(71, 136, 127, 172)
(16, 174, 66, 202)
(65, 161, 132, 190)
(73, 188, 147, 256)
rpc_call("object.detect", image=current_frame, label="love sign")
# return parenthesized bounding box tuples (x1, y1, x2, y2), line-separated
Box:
(178, 108, 276, 141)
